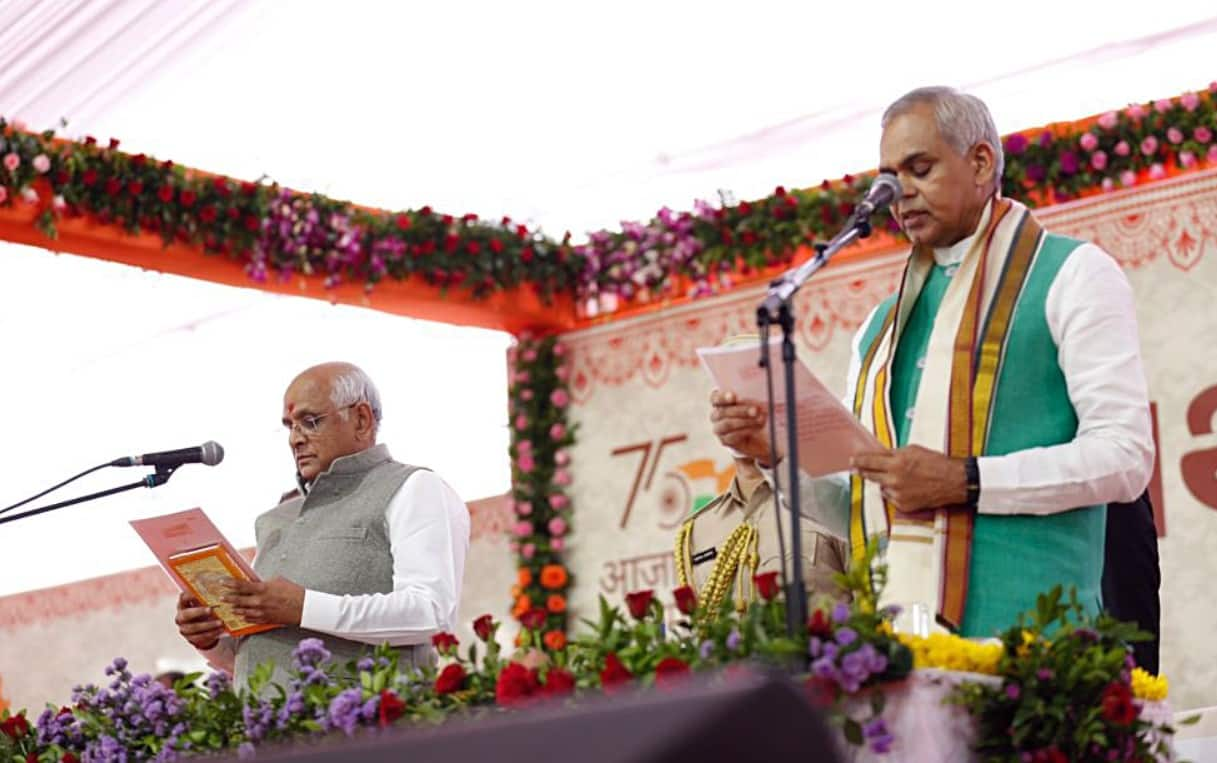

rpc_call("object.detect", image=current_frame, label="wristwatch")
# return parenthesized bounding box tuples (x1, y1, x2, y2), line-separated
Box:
(964, 457, 981, 509)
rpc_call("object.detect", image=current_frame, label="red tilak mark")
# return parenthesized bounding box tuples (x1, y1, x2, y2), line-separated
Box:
(287, 403, 295, 413)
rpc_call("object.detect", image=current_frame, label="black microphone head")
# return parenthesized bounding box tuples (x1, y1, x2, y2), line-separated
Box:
(868, 172, 902, 205)
(201, 441, 224, 467)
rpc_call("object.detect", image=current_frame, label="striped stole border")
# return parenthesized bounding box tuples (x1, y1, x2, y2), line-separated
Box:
(849, 305, 896, 561)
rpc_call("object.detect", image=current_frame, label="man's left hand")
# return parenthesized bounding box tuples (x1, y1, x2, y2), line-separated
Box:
(223, 577, 305, 626)
(851, 445, 969, 514)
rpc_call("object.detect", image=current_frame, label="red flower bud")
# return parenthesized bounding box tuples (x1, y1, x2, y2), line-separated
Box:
(625, 589, 654, 620)
(753, 571, 781, 601)
(473, 614, 494, 641)
(672, 585, 697, 615)
(158, 185, 174, 203)
(395, 214, 411, 231)
(180, 189, 197, 207)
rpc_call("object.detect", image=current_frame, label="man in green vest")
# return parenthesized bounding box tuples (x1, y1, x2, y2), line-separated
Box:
(173, 362, 471, 687)
(710, 86, 1154, 638)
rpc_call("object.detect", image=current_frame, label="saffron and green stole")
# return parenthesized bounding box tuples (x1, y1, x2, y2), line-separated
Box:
(847, 198, 1106, 635)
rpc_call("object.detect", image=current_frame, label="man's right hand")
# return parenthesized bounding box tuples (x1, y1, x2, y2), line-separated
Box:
(175, 592, 224, 650)
(709, 389, 781, 466)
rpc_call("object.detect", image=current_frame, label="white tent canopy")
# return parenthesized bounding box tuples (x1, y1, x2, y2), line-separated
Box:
(2, 0, 1216, 595)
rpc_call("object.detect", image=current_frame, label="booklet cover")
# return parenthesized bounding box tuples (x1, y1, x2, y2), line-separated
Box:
(697, 336, 885, 477)
(130, 508, 278, 637)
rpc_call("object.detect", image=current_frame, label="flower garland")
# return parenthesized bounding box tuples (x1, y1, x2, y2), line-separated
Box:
(506, 335, 575, 647)
(3, 84, 1217, 311)
(0, 547, 1181, 762)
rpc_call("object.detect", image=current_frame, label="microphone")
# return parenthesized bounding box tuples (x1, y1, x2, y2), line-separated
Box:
(853, 172, 903, 220)
(111, 441, 225, 468)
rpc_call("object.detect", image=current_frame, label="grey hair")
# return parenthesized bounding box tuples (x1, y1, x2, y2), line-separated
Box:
(330, 365, 383, 432)
(881, 86, 1004, 191)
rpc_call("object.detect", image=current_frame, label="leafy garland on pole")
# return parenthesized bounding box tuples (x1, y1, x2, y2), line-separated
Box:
(506, 335, 576, 644)
(2, 83, 1216, 307)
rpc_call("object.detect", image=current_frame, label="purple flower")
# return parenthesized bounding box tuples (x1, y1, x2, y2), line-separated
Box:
(1059, 151, 1079, 175)
(1025, 164, 1046, 183)
(699, 640, 715, 660)
(292, 638, 332, 670)
(1036, 668, 1055, 681)
(841, 650, 870, 684)
(1005, 682, 1021, 700)
(863, 717, 894, 754)
(327, 688, 365, 736)
(811, 657, 839, 681)
(1003, 133, 1028, 155)
(808, 637, 822, 658)
(357, 657, 375, 672)
(238, 742, 257, 759)
(834, 627, 858, 646)
(831, 602, 850, 623)
(1038, 130, 1054, 148)
(726, 628, 742, 652)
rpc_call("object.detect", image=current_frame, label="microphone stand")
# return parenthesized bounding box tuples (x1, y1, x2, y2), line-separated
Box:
(0, 465, 179, 526)
(756, 216, 873, 642)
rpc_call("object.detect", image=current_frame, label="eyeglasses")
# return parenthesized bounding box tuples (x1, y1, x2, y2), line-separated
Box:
(283, 404, 357, 436)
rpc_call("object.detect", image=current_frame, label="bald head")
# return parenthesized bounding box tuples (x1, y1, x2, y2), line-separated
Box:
(282, 362, 382, 482)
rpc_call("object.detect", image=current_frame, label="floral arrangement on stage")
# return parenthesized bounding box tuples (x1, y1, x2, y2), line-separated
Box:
(0, 547, 1186, 763)
(506, 335, 576, 646)
(3, 84, 1217, 313)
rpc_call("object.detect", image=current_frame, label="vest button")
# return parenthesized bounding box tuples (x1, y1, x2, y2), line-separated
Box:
(905, 408, 916, 420)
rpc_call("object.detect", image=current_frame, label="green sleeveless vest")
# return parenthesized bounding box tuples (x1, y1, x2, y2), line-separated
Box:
(858, 234, 1106, 637)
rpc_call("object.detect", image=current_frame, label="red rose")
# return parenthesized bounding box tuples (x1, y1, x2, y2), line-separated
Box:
(740, 230, 757, 246)
(473, 614, 494, 642)
(672, 585, 697, 615)
(784, 194, 798, 208)
(543, 668, 576, 697)
(520, 607, 547, 631)
(241, 181, 257, 196)
(462, 213, 478, 222)
(489, 238, 504, 254)
(132, 153, 147, 167)
(838, 202, 855, 217)
(420, 239, 436, 256)
(62, 754, 79, 763)
(378, 689, 406, 726)
(738, 201, 753, 215)
(226, 206, 240, 220)
(81, 169, 97, 186)
(55, 170, 70, 185)
(104, 178, 122, 196)
(157, 185, 174, 203)
(419, 205, 433, 216)
(654, 656, 690, 688)
(84, 136, 97, 146)
(161, 160, 174, 170)
(441, 214, 454, 226)
(599, 652, 633, 693)
(495, 662, 540, 706)
(213, 177, 230, 197)
(820, 179, 831, 191)
(108, 138, 120, 150)
(395, 214, 411, 231)
(520, 246, 534, 263)
(199, 205, 217, 223)
(842, 174, 855, 185)
(465, 240, 480, 255)
(1101, 681, 1137, 726)
(753, 571, 781, 601)
(127, 180, 144, 196)
(1, 714, 30, 738)
(625, 590, 655, 620)
(444, 234, 459, 253)
(807, 609, 832, 638)
(774, 185, 787, 197)
(431, 632, 459, 654)
(515, 224, 528, 238)
(434, 663, 467, 695)
(244, 215, 260, 232)
(180, 189, 196, 207)
(26, 752, 37, 763)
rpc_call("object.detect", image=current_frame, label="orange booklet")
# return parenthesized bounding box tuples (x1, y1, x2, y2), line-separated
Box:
(131, 508, 279, 638)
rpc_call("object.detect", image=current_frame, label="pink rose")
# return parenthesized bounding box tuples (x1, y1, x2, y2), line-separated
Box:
(549, 423, 566, 441)
(555, 366, 570, 382)
(553, 343, 567, 358)
(0, 186, 7, 204)
(553, 469, 572, 486)
(514, 371, 530, 384)
(1180, 151, 1197, 169)
(1211, 82, 1217, 94)
(522, 543, 536, 559)
(32, 154, 50, 174)
(1167, 127, 1184, 145)
(2, 153, 19, 172)
(1097, 111, 1119, 130)
(521, 389, 533, 401)
(1126, 103, 1147, 120)
(551, 537, 565, 551)
(1090, 150, 1108, 171)
(1208, 144, 1217, 164)
(507, 348, 518, 363)
(518, 453, 536, 473)
(1181, 92, 1201, 112)
(1149, 163, 1166, 180)
(523, 348, 537, 362)
(515, 415, 529, 431)
(514, 521, 532, 537)
(555, 450, 571, 467)
(549, 494, 569, 510)
(1114, 140, 1131, 157)
(1154, 98, 1173, 114)
(518, 439, 533, 453)
(1079, 132, 1098, 151)
(1101, 177, 1115, 192)
(1194, 127, 1212, 144)
(20, 187, 37, 203)
(1120, 170, 1137, 187)
(550, 389, 570, 408)
(516, 501, 533, 516)
(1141, 136, 1158, 157)
(548, 517, 568, 536)
(52, 194, 65, 210)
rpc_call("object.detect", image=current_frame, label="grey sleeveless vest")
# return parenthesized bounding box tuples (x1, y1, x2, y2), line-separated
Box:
(233, 444, 435, 689)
